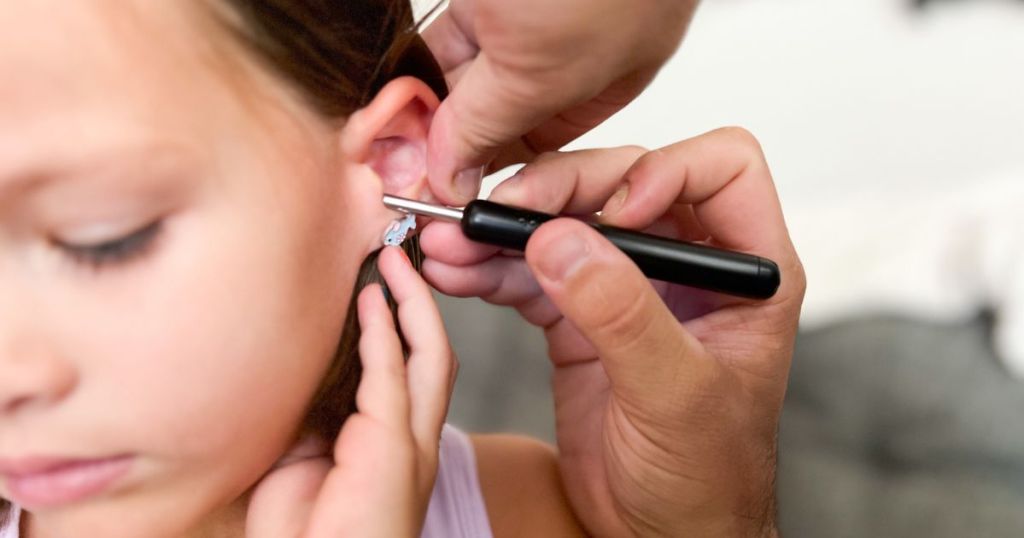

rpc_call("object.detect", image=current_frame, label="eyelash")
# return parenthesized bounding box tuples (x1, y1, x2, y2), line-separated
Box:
(56, 221, 163, 270)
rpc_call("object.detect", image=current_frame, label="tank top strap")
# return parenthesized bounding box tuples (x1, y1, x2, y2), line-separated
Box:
(0, 504, 21, 538)
(421, 424, 494, 538)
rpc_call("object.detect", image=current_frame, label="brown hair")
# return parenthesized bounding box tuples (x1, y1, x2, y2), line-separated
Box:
(0, 0, 445, 526)
(216, 0, 447, 442)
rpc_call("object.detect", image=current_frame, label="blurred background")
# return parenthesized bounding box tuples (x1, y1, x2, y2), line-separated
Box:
(432, 0, 1024, 536)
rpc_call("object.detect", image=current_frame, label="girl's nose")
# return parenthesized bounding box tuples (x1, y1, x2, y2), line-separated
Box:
(0, 351, 77, 415)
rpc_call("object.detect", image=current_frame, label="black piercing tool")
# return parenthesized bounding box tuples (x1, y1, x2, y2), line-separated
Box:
(383, 195, 781, 299)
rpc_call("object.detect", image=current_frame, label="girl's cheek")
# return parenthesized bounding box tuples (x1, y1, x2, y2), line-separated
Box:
(161, 208, 346, 445)
(42, 206, 303, 450)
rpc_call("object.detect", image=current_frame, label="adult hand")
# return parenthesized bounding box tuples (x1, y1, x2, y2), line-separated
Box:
(247, 247, 456, 538)
(422, 0, 699, 205)
(421, 128, 806, 537)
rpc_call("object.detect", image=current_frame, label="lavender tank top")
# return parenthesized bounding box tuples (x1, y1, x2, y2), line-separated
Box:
(0, 424, 492, 538)
(421, 424, 494, 538)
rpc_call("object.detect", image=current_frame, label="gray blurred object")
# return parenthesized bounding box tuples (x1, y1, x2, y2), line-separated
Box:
(439, 294, 556, 442)
(779, 315, 1024, 537)
(441, 294, 1024, 537)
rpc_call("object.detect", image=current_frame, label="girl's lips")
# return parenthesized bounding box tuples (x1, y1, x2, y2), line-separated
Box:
(0, 454, 134, 509)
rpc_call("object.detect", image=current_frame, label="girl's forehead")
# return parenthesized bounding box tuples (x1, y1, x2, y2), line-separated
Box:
(0, 1, 216, 66)
(0, 1, 273, 182)
(1, 1, 232, 108)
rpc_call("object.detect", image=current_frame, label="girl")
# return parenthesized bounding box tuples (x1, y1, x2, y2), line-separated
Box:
(0, 1, 581, 536)
(0, 1, 803, 537)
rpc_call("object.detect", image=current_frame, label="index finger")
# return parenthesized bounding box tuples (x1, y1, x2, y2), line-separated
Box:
(601, 127, 795, 263)
(425, 56, 572, 205)
(376, 247, 454, 451)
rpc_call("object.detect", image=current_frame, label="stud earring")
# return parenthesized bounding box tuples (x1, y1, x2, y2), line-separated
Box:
(383, 213, 417, 247)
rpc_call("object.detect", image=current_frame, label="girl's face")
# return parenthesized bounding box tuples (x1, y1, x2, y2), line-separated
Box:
(0, 2, 429, 535)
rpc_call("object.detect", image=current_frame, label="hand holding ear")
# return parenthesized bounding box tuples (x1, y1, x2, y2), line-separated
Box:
(422, 128, 805, 536)
(247, 248, 457, 538)
(422, 0, 698, 205)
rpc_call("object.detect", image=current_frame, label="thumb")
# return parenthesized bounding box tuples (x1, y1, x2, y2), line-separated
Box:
(524, 218, 717, 402)
(426, 55, 580, 205)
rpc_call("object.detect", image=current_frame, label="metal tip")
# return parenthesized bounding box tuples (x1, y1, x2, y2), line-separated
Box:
(382, 195, 464, 223)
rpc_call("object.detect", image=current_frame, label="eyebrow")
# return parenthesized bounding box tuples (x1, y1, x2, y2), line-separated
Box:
(0, 145, 198, 204)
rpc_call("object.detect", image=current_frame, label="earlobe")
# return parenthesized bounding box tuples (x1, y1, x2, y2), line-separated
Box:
(341, 77, 440, 201)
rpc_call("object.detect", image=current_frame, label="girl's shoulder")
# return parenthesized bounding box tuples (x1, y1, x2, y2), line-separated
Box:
(468, 432, 586, 538)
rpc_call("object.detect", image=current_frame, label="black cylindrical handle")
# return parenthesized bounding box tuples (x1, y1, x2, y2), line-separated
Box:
(461, 200, 780, 299)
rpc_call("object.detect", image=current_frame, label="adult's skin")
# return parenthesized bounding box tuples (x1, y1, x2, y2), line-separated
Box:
(422, 128, 806, 536)
(422, 0, 700, 205)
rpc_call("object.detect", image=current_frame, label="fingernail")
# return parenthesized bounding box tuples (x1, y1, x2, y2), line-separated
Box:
(388, 245, 410, 265)
(535, 231, 590, 282)
(602, 184, 629, 217)
(453, 167, 484, 201)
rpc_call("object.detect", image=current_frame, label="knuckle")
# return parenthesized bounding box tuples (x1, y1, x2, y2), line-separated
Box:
(625, 146, 669, 183)
(358, 324, 390, 346)
(614, 145, 649, 165)
(450, 350, 461, 377)
(532, 150, 564, 165)
(578, 276, 658, 350)
(620, 144, 648, 155)
(382, 359, 408, 381)
(779, 254, 808, 308)
(428, 277, 461, 297)
(791, 257, 808, 297)
(517, 162, 571, 213)
(715, 126, 764, 156)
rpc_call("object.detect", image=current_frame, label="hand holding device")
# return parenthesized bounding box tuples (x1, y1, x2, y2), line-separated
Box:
(422, 0, 699, 204)
(421, 128, 805, 537)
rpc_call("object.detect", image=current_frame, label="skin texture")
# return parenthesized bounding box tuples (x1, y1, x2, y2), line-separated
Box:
(422, 0, 700, 204)
(246, 250, 456, 538)
(0, 1, 801, 537)
(471, 435, 585, 538)
(0, 2, 456, 536)
(423, 130, 805, 537)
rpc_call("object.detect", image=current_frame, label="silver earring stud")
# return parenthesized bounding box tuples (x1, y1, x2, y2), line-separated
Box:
(383, 213, 417, 247)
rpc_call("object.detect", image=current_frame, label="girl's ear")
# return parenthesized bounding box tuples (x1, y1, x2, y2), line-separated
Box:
(341, 76, 440, 201)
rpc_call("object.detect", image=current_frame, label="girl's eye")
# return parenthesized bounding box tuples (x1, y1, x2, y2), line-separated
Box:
(56, 220, 163, 269)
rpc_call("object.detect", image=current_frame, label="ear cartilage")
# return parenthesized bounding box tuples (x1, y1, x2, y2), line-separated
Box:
(383, 213, 418, 247)
(381, 194, 782, 299)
